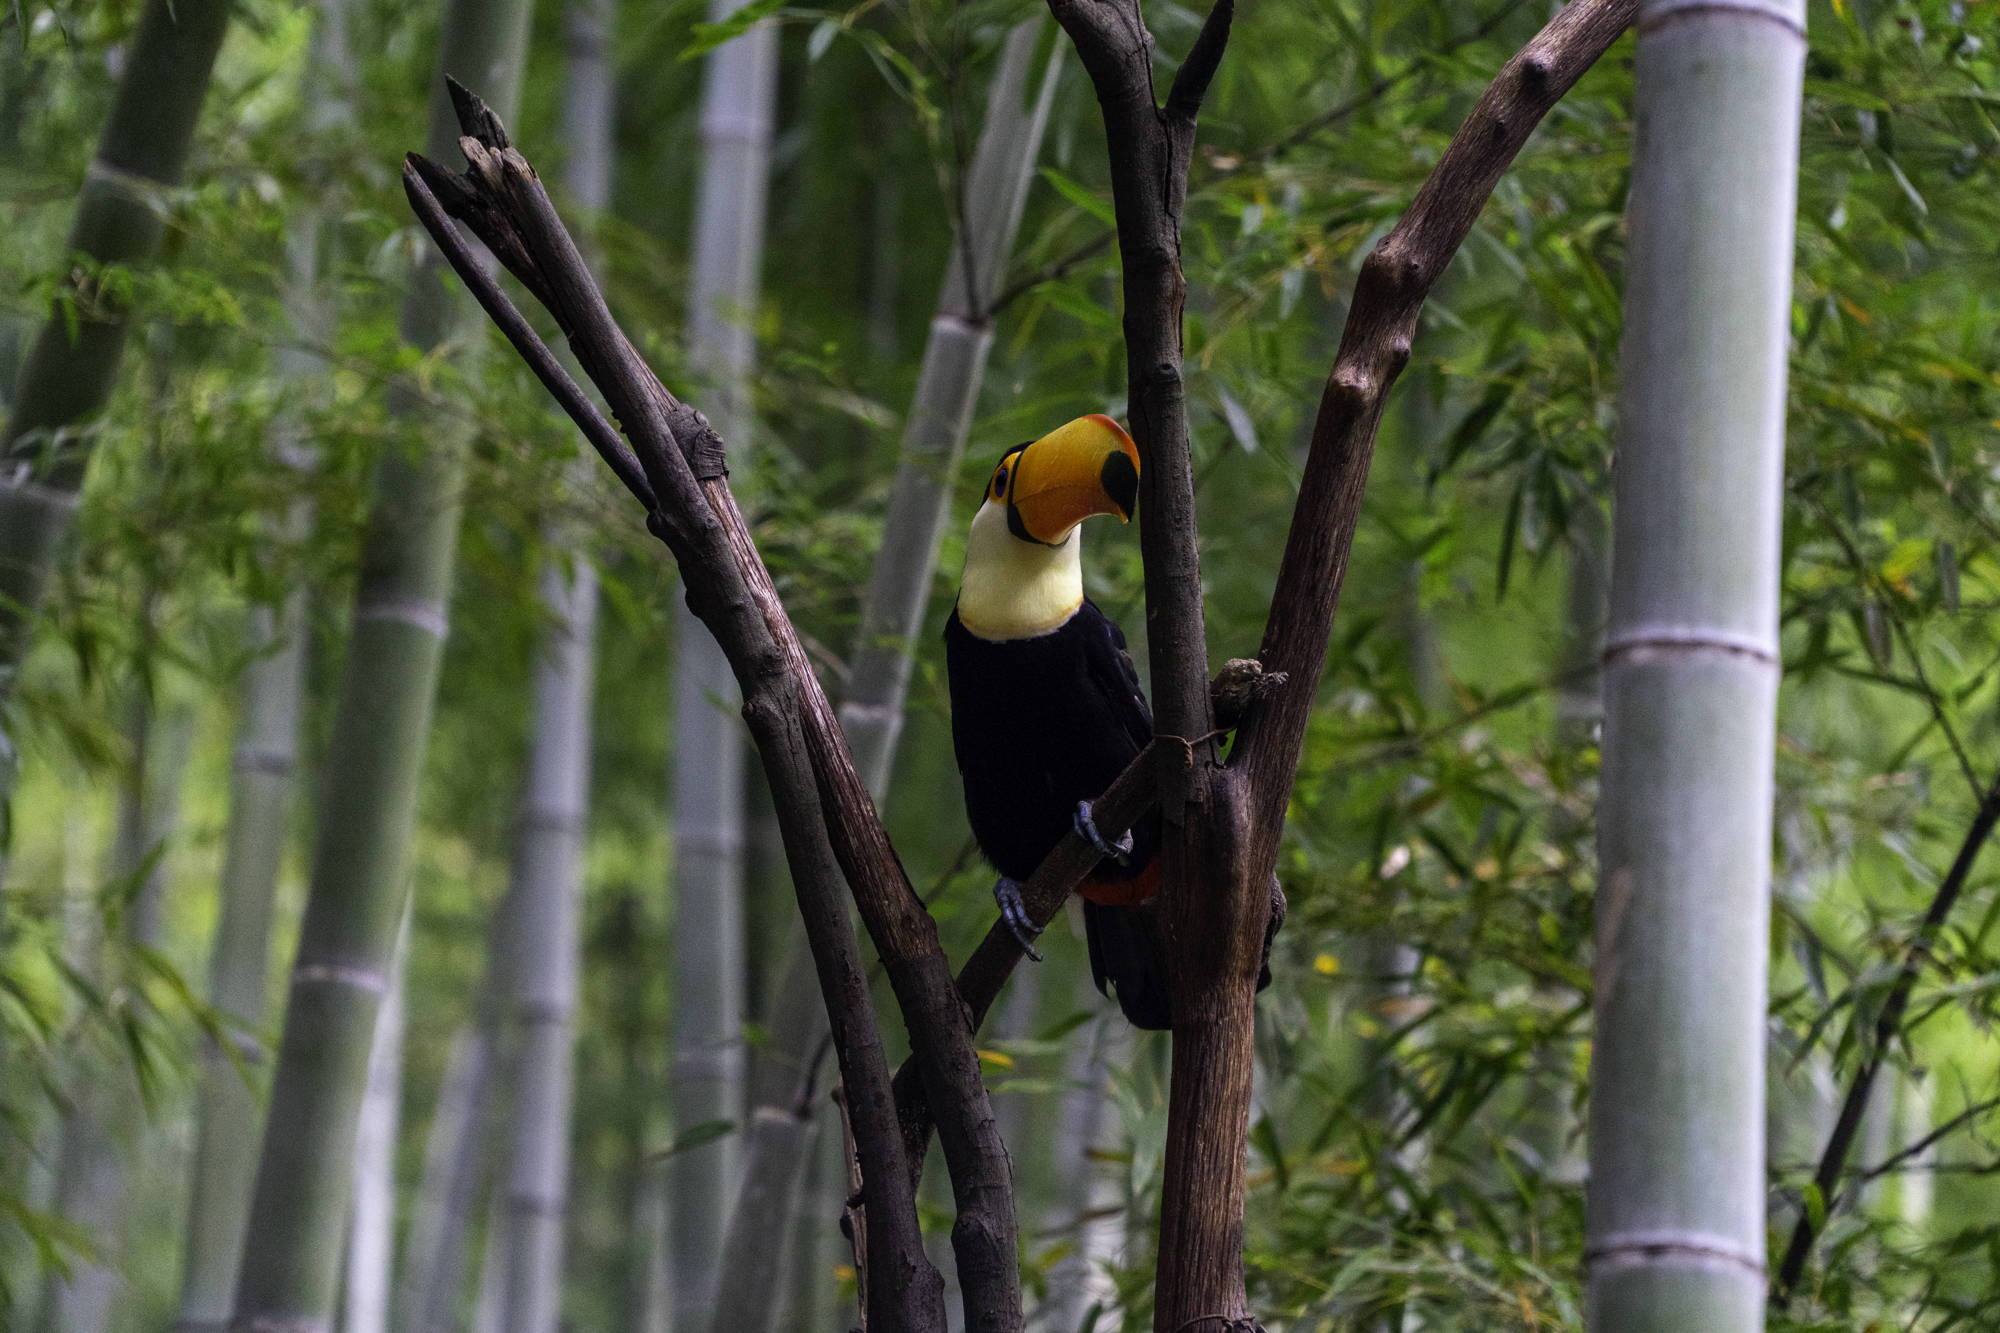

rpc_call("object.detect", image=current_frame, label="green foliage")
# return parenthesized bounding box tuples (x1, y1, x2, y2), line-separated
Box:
(3, 0, 2000, 1327)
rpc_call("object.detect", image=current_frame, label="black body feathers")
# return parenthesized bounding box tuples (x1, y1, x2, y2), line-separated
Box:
(945, 600, 1171, 1028)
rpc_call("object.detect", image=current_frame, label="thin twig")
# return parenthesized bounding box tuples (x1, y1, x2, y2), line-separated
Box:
(401, 160, 654, 506)
(1853, 1093, 2000, 1188)
(1772, 768, 2000, 1305)
(988, 0, 1540, 317)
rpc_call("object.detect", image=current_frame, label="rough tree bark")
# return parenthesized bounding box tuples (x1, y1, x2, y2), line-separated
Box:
(1051, 0, 1639, 1324)
(404, 90, 981, 1329)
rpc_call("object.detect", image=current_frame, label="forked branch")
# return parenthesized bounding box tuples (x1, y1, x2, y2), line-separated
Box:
(1056, 0, 1638, 1326)
(404, 81, 1025, 1330)
(888, 661, 1283, 1180)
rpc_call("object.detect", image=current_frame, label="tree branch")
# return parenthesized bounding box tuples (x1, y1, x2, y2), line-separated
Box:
(403, 88, 1029, 1330)
(891, 740, 1166, 1178)
(1772, 767, 2000, 1306)
(889, 662, 1284, 1181)
(403, 160, 653, 505)
(1163, 0, 1233, 122)
(1234, 0, 1638, 873)
(1056, 0, 1633, 1323)
(1048, 3, 1269, 1324)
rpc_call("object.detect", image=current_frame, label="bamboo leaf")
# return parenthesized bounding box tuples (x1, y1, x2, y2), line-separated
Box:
(1038, 166, 1116, 225)
(806, 17, 837, 62)
(681, 0, 785, 59)
(1496, 480, 1523, 599)
(647, 1119, 738, 1162)
(1251, 1114, 1290, 1193)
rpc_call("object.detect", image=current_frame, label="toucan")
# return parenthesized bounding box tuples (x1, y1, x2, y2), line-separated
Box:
(941, 414, 1172, 1028)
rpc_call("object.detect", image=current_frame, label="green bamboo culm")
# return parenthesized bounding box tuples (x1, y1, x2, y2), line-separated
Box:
(174, 8, 353, 1323)
(0, 0, 233, 700)
(707, 25, 1060, 1330)
(173, 587, 309, 1332)
(224, 0, 535, 1327)
(1584, 2, 1805, 1329)
(490, 5, 615, 1327)
(665, 1, 777, 1325)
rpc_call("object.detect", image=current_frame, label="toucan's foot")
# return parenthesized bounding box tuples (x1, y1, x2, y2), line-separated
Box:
(993, 876, 1044, 961)
(1073, 799, 1134, 864)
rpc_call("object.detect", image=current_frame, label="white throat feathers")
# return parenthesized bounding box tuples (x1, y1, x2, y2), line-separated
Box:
(955, 498, 1083, 641)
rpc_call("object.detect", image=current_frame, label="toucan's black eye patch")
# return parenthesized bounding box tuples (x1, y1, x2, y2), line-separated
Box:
(1100, 449, 1139, 519)
(992, 466, 1008, 497)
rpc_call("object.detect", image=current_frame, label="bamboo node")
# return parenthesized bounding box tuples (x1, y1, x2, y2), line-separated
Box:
(1601, 624, 1777, 667)
(1584, 1227, 1765, 1277)
(1638, 0, 1806, 39)
(291, 959, 389, 995)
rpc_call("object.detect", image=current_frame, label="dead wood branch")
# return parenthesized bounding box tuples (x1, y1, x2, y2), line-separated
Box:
(404, 78, 1027, 1330)
(1055, 0, 1637, 1325)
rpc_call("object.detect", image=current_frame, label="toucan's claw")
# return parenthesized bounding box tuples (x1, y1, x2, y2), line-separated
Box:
(1073, 799, 1134, 865)
(993, 876, 1044, 961)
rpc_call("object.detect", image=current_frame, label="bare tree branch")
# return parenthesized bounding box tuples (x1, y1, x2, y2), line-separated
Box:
(1055, 0, 1635, 1324)
(889, 662, 1285, 1183)
(402, 85, 1031, 1327)
(1046, 2, 1271, 1323)
(1773, 769, 2000, 1305)
(1234, 0, 1638, 875)
(404, 158, 652, 504)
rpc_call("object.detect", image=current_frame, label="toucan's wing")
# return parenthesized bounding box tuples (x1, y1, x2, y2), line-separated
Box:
(1077, 599, 1152, 752)
(1074, 598, 1160, 883)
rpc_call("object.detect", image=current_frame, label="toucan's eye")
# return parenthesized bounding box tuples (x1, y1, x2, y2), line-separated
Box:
(992, 467, 1008, 498)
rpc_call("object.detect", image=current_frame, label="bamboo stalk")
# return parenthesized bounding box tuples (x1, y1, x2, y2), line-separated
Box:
(707, 27, 1059, 1330)
(175, 1, 351, 1310)
(665, 1, 778, 1323)
(225, 0, 535, 1325)
(837, 19, 1061, 795)
(396, 878, 531, 1333)
(397, 996, 506, 1333)
(1584, 2, 1804, 1328)
(36, 686, 192, 1333)
(1043, 996, 1129, 1331)
(490, 8, 613, 1331)
(175, 586, 310, 1333)
(342, 903, 413, 1333)
(0, 0, 233, 701)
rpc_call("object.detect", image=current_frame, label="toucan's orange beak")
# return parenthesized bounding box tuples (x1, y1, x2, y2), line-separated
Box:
(1007, 414, 1140, 545)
